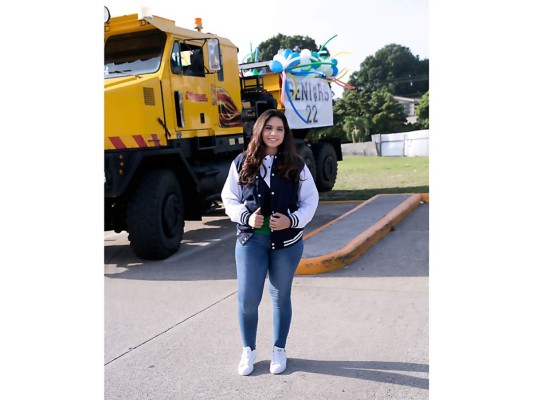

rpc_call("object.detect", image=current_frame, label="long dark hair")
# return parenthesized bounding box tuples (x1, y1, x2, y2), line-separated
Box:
(239, 109, 301, 186)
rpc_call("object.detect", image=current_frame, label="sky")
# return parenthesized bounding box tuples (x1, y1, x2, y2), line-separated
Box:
(104, 0, 429, 98)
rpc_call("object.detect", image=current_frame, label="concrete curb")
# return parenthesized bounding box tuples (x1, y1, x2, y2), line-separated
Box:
(296, 193, 428, 275)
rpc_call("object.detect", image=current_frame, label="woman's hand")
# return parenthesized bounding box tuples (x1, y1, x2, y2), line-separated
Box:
(248, 207, 264, 228)
(269, 212, 291, 231)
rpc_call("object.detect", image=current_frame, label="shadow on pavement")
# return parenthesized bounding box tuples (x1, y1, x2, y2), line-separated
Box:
(104, 209, 237, 281)
(249, 359, 428, 389)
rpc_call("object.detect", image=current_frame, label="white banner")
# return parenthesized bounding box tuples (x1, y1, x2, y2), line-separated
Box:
(284, 77, 333, 129)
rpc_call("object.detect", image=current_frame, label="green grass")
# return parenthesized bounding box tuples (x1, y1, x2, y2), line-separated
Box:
(320, 156, 429, 201)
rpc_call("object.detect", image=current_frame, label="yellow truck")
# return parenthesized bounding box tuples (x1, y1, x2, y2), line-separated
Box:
(104, 7, 342, 259)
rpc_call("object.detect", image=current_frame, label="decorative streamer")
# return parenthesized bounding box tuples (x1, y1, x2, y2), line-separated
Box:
(284, 80, 308, 124)
(241, 44, 268, 76)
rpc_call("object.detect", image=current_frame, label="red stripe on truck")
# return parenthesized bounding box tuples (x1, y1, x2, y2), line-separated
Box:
(133, 135, 148, 147)
(109, 137, 126, 149)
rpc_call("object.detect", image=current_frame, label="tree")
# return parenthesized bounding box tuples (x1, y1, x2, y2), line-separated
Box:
(347, 44, 429, 97)
(332, 87, 407, 142)
(342, 115, 370, 143)
(256, 34, 329, 61)
(370, 88, 409, 134)
(416, 91, 429, 129)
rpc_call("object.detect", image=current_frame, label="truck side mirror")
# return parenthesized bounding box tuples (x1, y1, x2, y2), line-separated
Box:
(207, 39, 221, 71)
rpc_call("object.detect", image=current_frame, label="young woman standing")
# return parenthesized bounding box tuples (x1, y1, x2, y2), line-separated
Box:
(221, 109, 319, 375)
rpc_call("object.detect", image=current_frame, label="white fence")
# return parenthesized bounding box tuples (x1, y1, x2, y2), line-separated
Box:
(372, 130, 429, 157)
(341, 142, 378, 156)
(341, 130, 429, 157)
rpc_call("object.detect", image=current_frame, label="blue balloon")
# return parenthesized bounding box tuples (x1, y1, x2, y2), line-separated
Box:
(288, 51, 299, 59)
(269, 60, 284, 72)
(287, 60, 299, 69)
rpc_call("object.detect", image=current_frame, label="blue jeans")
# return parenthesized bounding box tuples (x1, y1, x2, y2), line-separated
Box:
(235, 234, 304, 350)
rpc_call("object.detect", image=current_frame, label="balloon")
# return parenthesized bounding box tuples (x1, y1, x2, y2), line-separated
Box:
(263, 35, 355, 122)
(267, 41, 349, 83)
(270, 59, 284, 73)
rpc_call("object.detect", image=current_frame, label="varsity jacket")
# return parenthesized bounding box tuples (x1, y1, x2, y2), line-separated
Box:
(221, 152, 319, 249)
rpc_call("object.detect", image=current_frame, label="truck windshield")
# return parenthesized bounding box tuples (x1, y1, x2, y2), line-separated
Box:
(104, 29, 167, 78)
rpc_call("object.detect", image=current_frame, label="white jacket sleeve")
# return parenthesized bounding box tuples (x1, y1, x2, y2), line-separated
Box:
(221, 162, 252, 226)
(288, 164, 319, 229)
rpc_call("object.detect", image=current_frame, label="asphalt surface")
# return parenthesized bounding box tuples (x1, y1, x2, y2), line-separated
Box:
(104, 200, 429, 399)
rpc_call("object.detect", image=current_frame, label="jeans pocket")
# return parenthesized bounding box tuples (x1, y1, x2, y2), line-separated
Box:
(238, 232, 253, 245)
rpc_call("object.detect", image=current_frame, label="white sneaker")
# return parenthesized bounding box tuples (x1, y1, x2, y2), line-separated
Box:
(270, 346, 287, 374)
(237, 346, 257, 376)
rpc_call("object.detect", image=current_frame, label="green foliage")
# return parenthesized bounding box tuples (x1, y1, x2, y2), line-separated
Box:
(308, 125, 345, 143)
(257, 34, 325, 61)
(333, 87, 407, 142)
(348, 44, 429, 97)
(415, 91, 430, 129)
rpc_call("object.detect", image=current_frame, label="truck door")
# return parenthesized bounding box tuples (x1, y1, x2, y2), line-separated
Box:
(168, 40, 217, 140)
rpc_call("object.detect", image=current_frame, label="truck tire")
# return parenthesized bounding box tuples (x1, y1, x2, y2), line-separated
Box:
(313, 142, 338, 192)
(126, 170, 185, 260)
(297, 145, 316, 182)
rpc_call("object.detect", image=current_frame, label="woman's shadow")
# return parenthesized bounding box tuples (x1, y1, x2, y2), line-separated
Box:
(253, 359, 428, 390)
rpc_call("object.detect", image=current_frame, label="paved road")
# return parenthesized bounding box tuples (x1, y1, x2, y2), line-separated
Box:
(104, 202, 429, 399)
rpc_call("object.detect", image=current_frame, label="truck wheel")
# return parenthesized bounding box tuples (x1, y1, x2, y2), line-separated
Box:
(126, 170, 185, 260)
(297, 145, 316, 182)
(313, 142, 338, 192)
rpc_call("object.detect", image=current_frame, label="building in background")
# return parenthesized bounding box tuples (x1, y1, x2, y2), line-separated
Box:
(393, 95, 421, 124)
